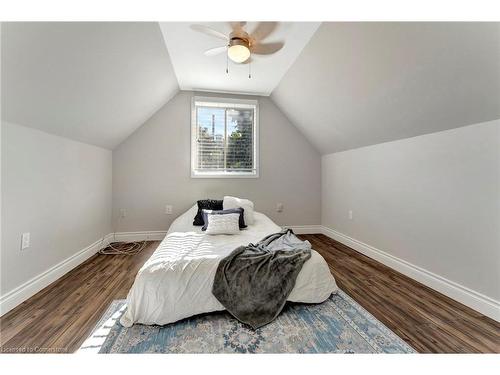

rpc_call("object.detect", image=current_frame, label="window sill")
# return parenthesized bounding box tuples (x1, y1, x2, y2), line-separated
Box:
(191, 171, 259, 179)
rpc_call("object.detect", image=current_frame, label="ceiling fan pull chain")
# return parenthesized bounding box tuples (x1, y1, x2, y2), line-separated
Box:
(226, 52, 229, 74)
(248, 60, 252, 79)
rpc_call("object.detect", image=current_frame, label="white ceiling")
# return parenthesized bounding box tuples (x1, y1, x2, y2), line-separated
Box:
(1, 22, 179, 149)
(272, 22, 500, 154)
(159, 22, 320, 96)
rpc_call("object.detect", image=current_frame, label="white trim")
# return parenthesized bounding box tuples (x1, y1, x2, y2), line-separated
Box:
(0, 231, 169, 317)
(111, 231, 167, 243)
(190, 95, 259, 179)
(194, 96, 259, 108)
(320, 226, 500, 322)
(191, 88, 269, 97)
(4, 226, 497, 322)
(0, 234, 112, 316)
(283, 225, 322, 234)
(191, 170, 259, 179)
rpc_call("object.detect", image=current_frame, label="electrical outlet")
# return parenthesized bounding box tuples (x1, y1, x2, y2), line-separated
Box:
(276, 203, 284, 213)
(21, 232, 30, 250)
(120, 208, 127, 218)
(349, 210, 353, 220)
(165, 205, 173, 215)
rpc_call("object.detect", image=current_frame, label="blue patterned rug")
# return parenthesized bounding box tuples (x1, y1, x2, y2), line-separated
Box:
(78, 290, 415, 353)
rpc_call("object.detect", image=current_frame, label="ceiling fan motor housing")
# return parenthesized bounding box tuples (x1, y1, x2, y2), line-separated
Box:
(229, 31, 251, 48)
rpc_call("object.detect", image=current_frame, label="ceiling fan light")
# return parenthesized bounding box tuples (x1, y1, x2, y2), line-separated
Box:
(228, 43, 250, 63)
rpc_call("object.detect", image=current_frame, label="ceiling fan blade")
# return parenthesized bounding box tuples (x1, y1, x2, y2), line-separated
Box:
(250, 22, 278, 42)
(251, 41, 284, 55)
(229, 21, 247, 31)
(190, 24, 228, 41)
(204, 46, 228, 57)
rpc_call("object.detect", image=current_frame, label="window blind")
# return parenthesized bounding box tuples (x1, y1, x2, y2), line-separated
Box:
(192, 99, 257, 177)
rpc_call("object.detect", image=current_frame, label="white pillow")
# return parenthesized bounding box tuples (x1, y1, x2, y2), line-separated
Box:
(205, 213, 240, 235)
(223, 196, 255, 225)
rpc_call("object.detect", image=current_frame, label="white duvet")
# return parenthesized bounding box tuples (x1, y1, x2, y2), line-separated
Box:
(120, 206, 338, 327)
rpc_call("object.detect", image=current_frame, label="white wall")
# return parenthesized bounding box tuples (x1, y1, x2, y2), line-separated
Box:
(112, 91, 321, 232)
(272, 23, 500, 154)
(322, 120, 500, 304)
(2, 22, 179, 149)
(1, 122, 112, 296)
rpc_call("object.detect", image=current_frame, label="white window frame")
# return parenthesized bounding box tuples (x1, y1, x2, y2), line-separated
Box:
(191, 96, 259, 178)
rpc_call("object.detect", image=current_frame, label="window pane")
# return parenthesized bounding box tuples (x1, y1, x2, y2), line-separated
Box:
(226, 108, 254, 171)
(197, 107, 225, 170)
(192, 99, 257, 177)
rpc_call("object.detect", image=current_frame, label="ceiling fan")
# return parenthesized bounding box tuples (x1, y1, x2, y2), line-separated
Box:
(190, 22, 285, 64)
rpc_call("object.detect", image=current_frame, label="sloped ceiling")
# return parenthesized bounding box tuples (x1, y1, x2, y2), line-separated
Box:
(271, 22, 500, 154)
(1, 22, 179, 149)
(2, 22, 499, 153)
(160, 22, 320, 96)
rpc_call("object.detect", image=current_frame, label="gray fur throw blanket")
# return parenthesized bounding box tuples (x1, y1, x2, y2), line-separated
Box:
(212, 229, 312, 329)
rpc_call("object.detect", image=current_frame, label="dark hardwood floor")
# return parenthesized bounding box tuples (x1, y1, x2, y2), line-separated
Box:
(1, 235, 498, 353)
(301, 234, 499, 353)
(0, 242, 156, 354)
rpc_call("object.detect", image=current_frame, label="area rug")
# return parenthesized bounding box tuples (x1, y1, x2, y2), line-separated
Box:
(78, 290, 415, 353)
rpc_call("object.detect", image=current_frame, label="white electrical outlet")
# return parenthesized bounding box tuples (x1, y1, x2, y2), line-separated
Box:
(120, 208, 127, 218)
(349, 210, 353, 220)
(21, 232, 30, 250)
(276, 203, 284, 212)
(165, 205, 173, 215)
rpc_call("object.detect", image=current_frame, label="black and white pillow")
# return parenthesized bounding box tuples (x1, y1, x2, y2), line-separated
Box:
(193, 199, 223, 226)
(201, 207, 246, 231)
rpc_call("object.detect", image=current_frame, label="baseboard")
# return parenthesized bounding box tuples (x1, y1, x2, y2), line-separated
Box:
(283, 225, 322, 234)
(0, 234, 111, 316)
(0, 230, 168, 317)
(320, 226, 500, 322)
(110, 231, 167, 243)
(5, 227, 496, 322)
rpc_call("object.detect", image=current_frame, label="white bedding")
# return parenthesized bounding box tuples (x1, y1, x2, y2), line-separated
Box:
(120, 206, 338, 327)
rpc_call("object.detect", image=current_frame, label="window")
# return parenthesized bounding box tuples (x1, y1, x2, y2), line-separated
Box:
(191, 96, 259, 178)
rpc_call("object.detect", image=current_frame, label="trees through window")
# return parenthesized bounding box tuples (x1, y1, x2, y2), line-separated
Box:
(191, 97, 258, 177)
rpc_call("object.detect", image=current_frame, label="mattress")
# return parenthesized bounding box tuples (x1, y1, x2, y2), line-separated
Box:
(120, 205, 338, 327)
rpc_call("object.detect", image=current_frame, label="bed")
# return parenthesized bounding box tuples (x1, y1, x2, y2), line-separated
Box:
(120, 205, 338, 327)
